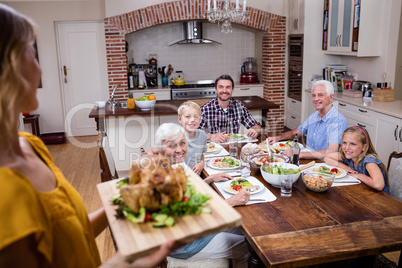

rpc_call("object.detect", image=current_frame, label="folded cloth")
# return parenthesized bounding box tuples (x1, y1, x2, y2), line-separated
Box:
(204, 147, 230, 159)
(213, 176, 277, 204)
(332, 175, 361, 186)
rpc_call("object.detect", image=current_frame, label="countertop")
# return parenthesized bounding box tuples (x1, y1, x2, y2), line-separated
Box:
(129, 83, 264, 93)
(304, 89, 402, 119)
(89, 95, 279, 118)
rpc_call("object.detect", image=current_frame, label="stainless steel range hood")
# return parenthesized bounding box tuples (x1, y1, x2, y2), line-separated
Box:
(169, 21, 221, 46)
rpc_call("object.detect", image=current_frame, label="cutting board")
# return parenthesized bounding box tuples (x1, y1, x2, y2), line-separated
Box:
(97, 163, 242, 262)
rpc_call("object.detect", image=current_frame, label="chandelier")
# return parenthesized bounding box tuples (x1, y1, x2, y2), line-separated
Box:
(206, 0, 250, 34)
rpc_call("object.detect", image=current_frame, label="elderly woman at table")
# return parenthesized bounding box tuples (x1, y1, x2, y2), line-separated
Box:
(153, 123, 251, 267)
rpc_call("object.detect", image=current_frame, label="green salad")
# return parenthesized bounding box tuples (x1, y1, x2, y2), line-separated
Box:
(136, 95, 150, 101)
(262, 164, 300, 175)
(230, 178, 251, 188)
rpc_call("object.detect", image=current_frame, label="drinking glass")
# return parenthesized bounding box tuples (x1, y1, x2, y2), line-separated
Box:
(281, 176, 292, 197)
(240, 160, 251, 178)
(203, 122, 211, 142)
(229, 136, 238, 158)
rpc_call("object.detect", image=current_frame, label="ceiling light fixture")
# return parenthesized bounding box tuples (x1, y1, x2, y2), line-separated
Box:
(206, 0, 250, 34)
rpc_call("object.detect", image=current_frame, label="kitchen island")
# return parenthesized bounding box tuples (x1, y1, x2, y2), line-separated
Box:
(89, 96, 279, 171)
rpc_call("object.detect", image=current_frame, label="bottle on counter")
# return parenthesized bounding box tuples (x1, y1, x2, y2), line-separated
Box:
(128, 66, 135, 89)
(291, 134, 300, 166)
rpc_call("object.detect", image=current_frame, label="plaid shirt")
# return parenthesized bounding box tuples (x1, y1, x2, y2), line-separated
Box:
(198, 97, 260, 134)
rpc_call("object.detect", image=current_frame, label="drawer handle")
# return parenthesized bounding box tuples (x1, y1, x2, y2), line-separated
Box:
(358, 109, 367, 113)
(357, 123, 366, 128)
(399, 127, 402, 142)
(395, 125, 399, 141)
(240, 88, 250, 91)
(291, 116, 296, 119)
(339, 103, 346, 107)
(291, 100, 296, 103)
(144, 93, 154, 95)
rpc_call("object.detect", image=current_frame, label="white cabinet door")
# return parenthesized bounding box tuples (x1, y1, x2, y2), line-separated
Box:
(327, 0, 354, 52)
(374, 113, 402, 164)
(233, 86, 263, 97)
(286, 97, 301, 130)
(289, 0, 304, 34)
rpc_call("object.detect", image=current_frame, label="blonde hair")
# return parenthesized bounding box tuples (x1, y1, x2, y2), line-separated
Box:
(177, 101, 201, 117)
(340, 126, 388, 184)
(0, 4, 36, 156)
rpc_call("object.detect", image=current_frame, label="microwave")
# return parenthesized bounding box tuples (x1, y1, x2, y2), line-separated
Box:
(289, 34, 303, 62)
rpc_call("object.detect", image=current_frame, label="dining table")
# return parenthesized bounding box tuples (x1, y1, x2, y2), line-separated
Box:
(203, 141, 402, 267)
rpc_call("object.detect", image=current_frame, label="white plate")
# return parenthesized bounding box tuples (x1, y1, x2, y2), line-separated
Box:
(272, 141, 304, 151)
(308, 163, 347, 179)
(205, 142, 223, 154)
(208, 157, 241, 170)
(222, 177, 265, 195)
(225, 134, 245, 141)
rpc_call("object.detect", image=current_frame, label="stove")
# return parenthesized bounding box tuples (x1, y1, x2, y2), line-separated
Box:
(171, 80, 216, 100)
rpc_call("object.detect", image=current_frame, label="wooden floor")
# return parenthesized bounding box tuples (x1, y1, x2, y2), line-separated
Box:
(47, 135, 115, 263)
(47, 135, 400, 266)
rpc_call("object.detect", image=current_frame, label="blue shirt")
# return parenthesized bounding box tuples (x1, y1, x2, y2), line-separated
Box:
(342, 156, 390, 194)
(298, 105, 348, 151)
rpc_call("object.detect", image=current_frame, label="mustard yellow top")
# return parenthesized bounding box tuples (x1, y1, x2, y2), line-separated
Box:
(0, 132, 101, 267)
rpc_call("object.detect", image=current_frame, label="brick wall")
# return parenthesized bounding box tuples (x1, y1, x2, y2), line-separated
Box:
(104, 0, 286, 134)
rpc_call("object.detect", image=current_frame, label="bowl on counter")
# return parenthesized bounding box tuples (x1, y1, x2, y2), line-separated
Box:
(260, 162, 300, 188)
(135, 99, 156, 111)
(302, 171, 334, 192)
(94, 101, 106, 108)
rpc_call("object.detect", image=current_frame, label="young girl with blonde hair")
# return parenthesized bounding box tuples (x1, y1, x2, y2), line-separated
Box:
(325, 126, 390, 193)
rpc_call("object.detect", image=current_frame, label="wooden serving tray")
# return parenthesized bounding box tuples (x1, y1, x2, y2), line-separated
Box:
(97, 163, 242, 262)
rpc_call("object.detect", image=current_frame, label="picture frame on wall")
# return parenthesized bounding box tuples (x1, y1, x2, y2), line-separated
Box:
(34, 40, 42, 88)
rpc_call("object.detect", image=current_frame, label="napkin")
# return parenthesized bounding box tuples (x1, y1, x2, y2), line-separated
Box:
(204, 147, 229, 159)
(220, 136, 258, 145)
(213, 176, 277, 204)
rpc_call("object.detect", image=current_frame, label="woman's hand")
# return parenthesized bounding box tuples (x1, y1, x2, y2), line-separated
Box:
(204, 173, 233, 184)
(267, 136, 279, 145)
(192, 161, 204, 175)
(226, 191, 250, 207)
(102, 241, 175, 268)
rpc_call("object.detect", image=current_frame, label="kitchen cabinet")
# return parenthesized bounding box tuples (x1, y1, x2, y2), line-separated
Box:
(374, 112, 402, 164)
(285, 97, 301, 130)
(337, 101, 376, 142)
(233, 85, 263, 98)
(323, 0, 383, 56)
(289, 0, 305, 34)
(133, 90, 170, 100)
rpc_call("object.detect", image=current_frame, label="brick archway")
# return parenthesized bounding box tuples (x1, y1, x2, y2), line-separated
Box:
(104, 0, 286, 133)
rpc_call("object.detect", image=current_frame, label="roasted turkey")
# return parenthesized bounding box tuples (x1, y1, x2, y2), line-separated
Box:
(120, 155, 187, 213)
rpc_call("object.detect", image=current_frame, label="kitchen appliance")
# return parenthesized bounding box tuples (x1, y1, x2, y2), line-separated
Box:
(169, 21, 222, 45)
(171, 80, 216, 100)
(240, 57, 257, 83)
(129, 63, 158, 88)
(287, 34, 303, 101)
(289, 34, 303, 61)
(352, 81, 372, 92)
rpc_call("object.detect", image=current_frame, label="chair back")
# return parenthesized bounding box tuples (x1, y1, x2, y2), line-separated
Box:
(98, 132, 118, 182)
(387, 151, 402, 201)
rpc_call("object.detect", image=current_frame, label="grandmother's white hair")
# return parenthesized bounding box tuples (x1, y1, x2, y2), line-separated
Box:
(154, 123, 186, 150)
(313, 80, 334, 96)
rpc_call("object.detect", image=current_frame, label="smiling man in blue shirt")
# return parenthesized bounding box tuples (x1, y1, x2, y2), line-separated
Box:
(267, 80, 348, 159)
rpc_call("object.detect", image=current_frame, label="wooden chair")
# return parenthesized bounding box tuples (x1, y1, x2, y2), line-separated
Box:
(387, 151, 402, 201)
(98, 131, 119, 182)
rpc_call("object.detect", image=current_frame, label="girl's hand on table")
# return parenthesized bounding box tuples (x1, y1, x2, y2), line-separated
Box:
(226, 191, 250, 207)
(192, 161, 204, 175)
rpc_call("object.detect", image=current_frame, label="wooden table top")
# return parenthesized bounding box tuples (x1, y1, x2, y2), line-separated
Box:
(89, 96, 280, 118)
(204, 153, 402, 267)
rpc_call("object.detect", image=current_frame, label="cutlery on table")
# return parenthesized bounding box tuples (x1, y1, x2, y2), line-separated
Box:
(249, 199, 266, 202)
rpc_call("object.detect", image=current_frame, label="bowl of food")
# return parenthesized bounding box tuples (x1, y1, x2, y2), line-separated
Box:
(250, 153, 289, 167)
(135, 95, 156, 111)
(260, 162, 300, 188)
(302, 171, 334, 192)
(94, 100, 106, 108)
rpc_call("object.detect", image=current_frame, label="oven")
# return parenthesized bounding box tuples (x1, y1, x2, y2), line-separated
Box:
(289, 34, 303, 62)
(288, 61, 303, 101)
(171, 80, 217, 100)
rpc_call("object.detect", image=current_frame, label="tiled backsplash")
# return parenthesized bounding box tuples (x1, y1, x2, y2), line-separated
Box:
(126, 21, 256, 84)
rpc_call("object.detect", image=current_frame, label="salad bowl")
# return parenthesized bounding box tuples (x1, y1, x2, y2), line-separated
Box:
(260, 162, 300, 188)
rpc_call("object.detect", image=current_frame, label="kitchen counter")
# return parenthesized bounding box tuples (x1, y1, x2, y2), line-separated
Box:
(304, 89, 402, 119)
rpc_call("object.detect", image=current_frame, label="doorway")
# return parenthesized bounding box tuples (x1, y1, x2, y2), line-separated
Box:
(56, 21, 108, 137)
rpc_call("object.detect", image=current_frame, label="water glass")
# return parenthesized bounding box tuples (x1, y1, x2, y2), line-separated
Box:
(229, 136, 238, 158)
(240, 160, 251, 178)
(281, 177, 292, 197)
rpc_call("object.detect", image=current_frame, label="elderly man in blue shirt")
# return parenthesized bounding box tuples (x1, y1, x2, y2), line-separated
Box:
(267, 80, 348, 159)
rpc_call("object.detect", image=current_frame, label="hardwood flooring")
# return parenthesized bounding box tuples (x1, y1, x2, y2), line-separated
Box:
(46, 135, 400, 266)
(46, 135, 115, 263)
